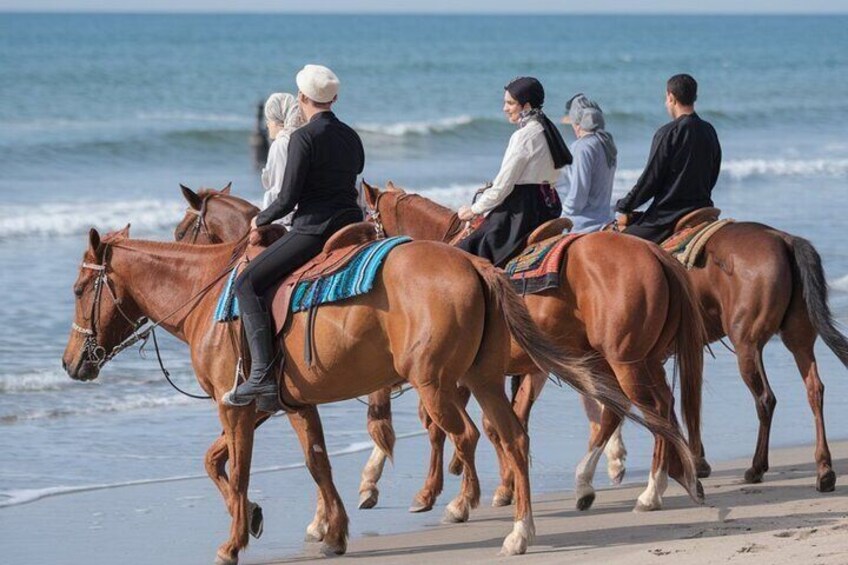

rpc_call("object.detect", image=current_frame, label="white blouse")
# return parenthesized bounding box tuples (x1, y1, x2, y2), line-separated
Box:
(470, 120, 558, 216)
(261, 130, 290, 209)
(260, 130, 296, 226)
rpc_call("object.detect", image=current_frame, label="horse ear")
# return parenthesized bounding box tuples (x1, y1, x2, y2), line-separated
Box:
(88, 228, 101, 253)
(221, 182, 232, 195)
(116, 224, 131, 238)
(361, 180, 379, 208)
(386, 180, 405, 194)
(180, 184, 202, 210)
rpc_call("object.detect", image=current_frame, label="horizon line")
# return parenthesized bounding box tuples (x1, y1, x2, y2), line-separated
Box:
(2, 10, 847, 16)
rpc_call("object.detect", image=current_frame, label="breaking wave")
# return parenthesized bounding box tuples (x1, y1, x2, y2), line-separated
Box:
(355, 115, 478, 137)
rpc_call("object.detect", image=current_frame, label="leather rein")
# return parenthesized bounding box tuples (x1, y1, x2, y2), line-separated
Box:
(71, 237, 248, 399)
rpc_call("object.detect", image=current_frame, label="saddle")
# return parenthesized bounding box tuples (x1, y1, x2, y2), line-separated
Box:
(673, 207, 721, 232)
(240, 222, 379, 337)
(526, 218, 573, 245)
(661, 207, 734, 269)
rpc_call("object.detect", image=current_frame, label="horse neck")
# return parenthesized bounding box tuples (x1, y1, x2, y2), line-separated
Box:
(215, 197, 257, 241)
(110, 240, 234, 340)
(393, 195, 458, 241)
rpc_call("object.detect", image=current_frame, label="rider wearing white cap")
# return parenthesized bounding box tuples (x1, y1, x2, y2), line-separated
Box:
(224, 64, 365, 410)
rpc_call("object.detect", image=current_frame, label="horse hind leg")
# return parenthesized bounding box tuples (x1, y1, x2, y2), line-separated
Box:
(581, 394, 628, 486)
(358, 388, 395, 510)
(605, 421, 628, 484)
(576, 405, 624, 511)
(287, 405, 349, 556)
(490, 372, 546, 507)
(781, 301, 835, 492)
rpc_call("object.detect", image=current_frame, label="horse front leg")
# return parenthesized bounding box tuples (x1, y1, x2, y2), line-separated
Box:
(409, 398, 446, 513)
(214, 404, 257, 565)
(206, 414, 271, 539)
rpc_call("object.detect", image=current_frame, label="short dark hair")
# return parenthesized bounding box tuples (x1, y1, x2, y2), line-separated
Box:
(667, 74, 698, 106)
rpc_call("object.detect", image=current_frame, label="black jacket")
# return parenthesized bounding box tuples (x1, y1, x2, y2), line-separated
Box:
(256, 111, 365, 234)
(616, 112, 721, 233)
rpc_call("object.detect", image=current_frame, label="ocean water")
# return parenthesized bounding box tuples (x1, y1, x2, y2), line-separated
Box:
(1, 13, 848, 561)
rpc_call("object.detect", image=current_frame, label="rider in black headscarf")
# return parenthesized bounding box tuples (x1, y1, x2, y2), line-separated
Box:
(457, 76, 572, 267)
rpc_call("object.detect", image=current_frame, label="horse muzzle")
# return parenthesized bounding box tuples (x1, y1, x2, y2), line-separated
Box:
(63, 356, 100, 382)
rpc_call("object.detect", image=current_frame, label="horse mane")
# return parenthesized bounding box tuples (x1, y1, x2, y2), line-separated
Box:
(398, 193, 458, 239)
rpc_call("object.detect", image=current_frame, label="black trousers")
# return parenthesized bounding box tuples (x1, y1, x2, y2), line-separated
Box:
(457, 183, 562, 268)
(234, 230, 327, 316)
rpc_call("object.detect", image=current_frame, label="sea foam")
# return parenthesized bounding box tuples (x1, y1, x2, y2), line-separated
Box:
(0, 199, 186, 239)
(355, 115, 476, 136)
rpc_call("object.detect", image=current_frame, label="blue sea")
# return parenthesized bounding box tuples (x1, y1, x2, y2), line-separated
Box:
(1, 13, 847, 564)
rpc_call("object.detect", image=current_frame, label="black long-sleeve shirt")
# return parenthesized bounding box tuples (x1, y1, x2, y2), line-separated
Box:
(616, 112, 721, 229)
(256, 111, 365, 234)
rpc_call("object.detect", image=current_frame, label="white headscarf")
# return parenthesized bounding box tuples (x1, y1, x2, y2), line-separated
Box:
(264, 92, 304, 137)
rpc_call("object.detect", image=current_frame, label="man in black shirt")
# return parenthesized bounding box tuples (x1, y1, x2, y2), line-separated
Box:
(224, 64, 365, 410)
(616, 74, 722, 243)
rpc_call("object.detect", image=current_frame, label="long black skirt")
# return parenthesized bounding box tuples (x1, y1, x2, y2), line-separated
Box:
(457, 183, 562, 268)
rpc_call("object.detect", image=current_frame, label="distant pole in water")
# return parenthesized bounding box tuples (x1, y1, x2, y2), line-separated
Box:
(250, 100, 269, 170)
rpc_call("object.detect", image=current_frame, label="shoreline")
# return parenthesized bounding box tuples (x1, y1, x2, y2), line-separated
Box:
(271, 441, 848, 564)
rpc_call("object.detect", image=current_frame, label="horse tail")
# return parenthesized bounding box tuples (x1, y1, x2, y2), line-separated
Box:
(645, 244, 707, 454)
(366, 388, 396, 460)
(469, 257, 701, 502)
(784, 235, 848, 368)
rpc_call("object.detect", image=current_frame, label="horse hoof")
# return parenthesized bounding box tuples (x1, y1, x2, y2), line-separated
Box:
(576, 492, 596, 511)
(696, 480, 705, 502)
(442, 500, 469, 523)
(696, 458, 713, 479)
(633, 500, 660, 513)
(817, 470, 836, 493)
(744, 467, 764, 484)
(609, 466, 626, 486)
(304, 523, 326, 542)
(214, 550, 238, 565)
(248, 502, 264, 539)
(491, 489, 513, 507)
(499, 518, 533, 556)
(408, 496, 434, 513)
(358, 489, 379, 510)
(319, 541, 347, 556)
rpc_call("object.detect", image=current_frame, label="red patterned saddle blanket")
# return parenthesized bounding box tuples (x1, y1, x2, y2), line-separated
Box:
(504, 233, 585, 294)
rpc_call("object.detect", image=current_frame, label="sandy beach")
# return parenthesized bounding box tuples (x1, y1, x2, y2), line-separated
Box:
(273, 442, 848, 565)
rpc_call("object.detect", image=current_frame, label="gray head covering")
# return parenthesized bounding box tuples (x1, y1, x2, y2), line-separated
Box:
(564, 93, 617, 168)
(264, 92, 304, 137)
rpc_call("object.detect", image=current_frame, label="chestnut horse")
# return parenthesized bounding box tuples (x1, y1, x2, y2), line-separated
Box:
(174, 184, 708, 515)
(367, 181, 848, 495)
(62, 226, 691, 563)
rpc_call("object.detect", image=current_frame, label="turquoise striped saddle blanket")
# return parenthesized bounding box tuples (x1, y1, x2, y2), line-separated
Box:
(214, 236, 411, 322)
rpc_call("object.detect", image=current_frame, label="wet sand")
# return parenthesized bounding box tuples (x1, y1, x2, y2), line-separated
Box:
(272, 442, 848, 564)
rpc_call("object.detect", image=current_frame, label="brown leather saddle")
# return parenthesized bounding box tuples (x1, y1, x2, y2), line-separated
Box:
(244, 222, 379, 337)
(672, 207, 721, 233)
(526, 218, 573, 245)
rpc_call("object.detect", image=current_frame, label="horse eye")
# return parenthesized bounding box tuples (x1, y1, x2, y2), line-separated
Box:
(74, 286, 84, 297)
(176, 231, 185, 240)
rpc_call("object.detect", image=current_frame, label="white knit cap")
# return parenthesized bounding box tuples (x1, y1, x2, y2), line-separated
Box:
(296, 64, 340, 104)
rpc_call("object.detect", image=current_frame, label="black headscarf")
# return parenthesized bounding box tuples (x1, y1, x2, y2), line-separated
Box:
(505, 77, 573, 169)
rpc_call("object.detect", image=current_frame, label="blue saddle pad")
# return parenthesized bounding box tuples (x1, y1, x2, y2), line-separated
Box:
(213, 236, 412, 323)
(214, 266, 241, 322)
(291, 236, 411, 312)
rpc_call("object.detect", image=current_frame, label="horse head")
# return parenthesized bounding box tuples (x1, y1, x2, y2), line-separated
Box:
(174, 182, 257, 244)
(361, 180, 459, 242)
(62, 225, 146, 382)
